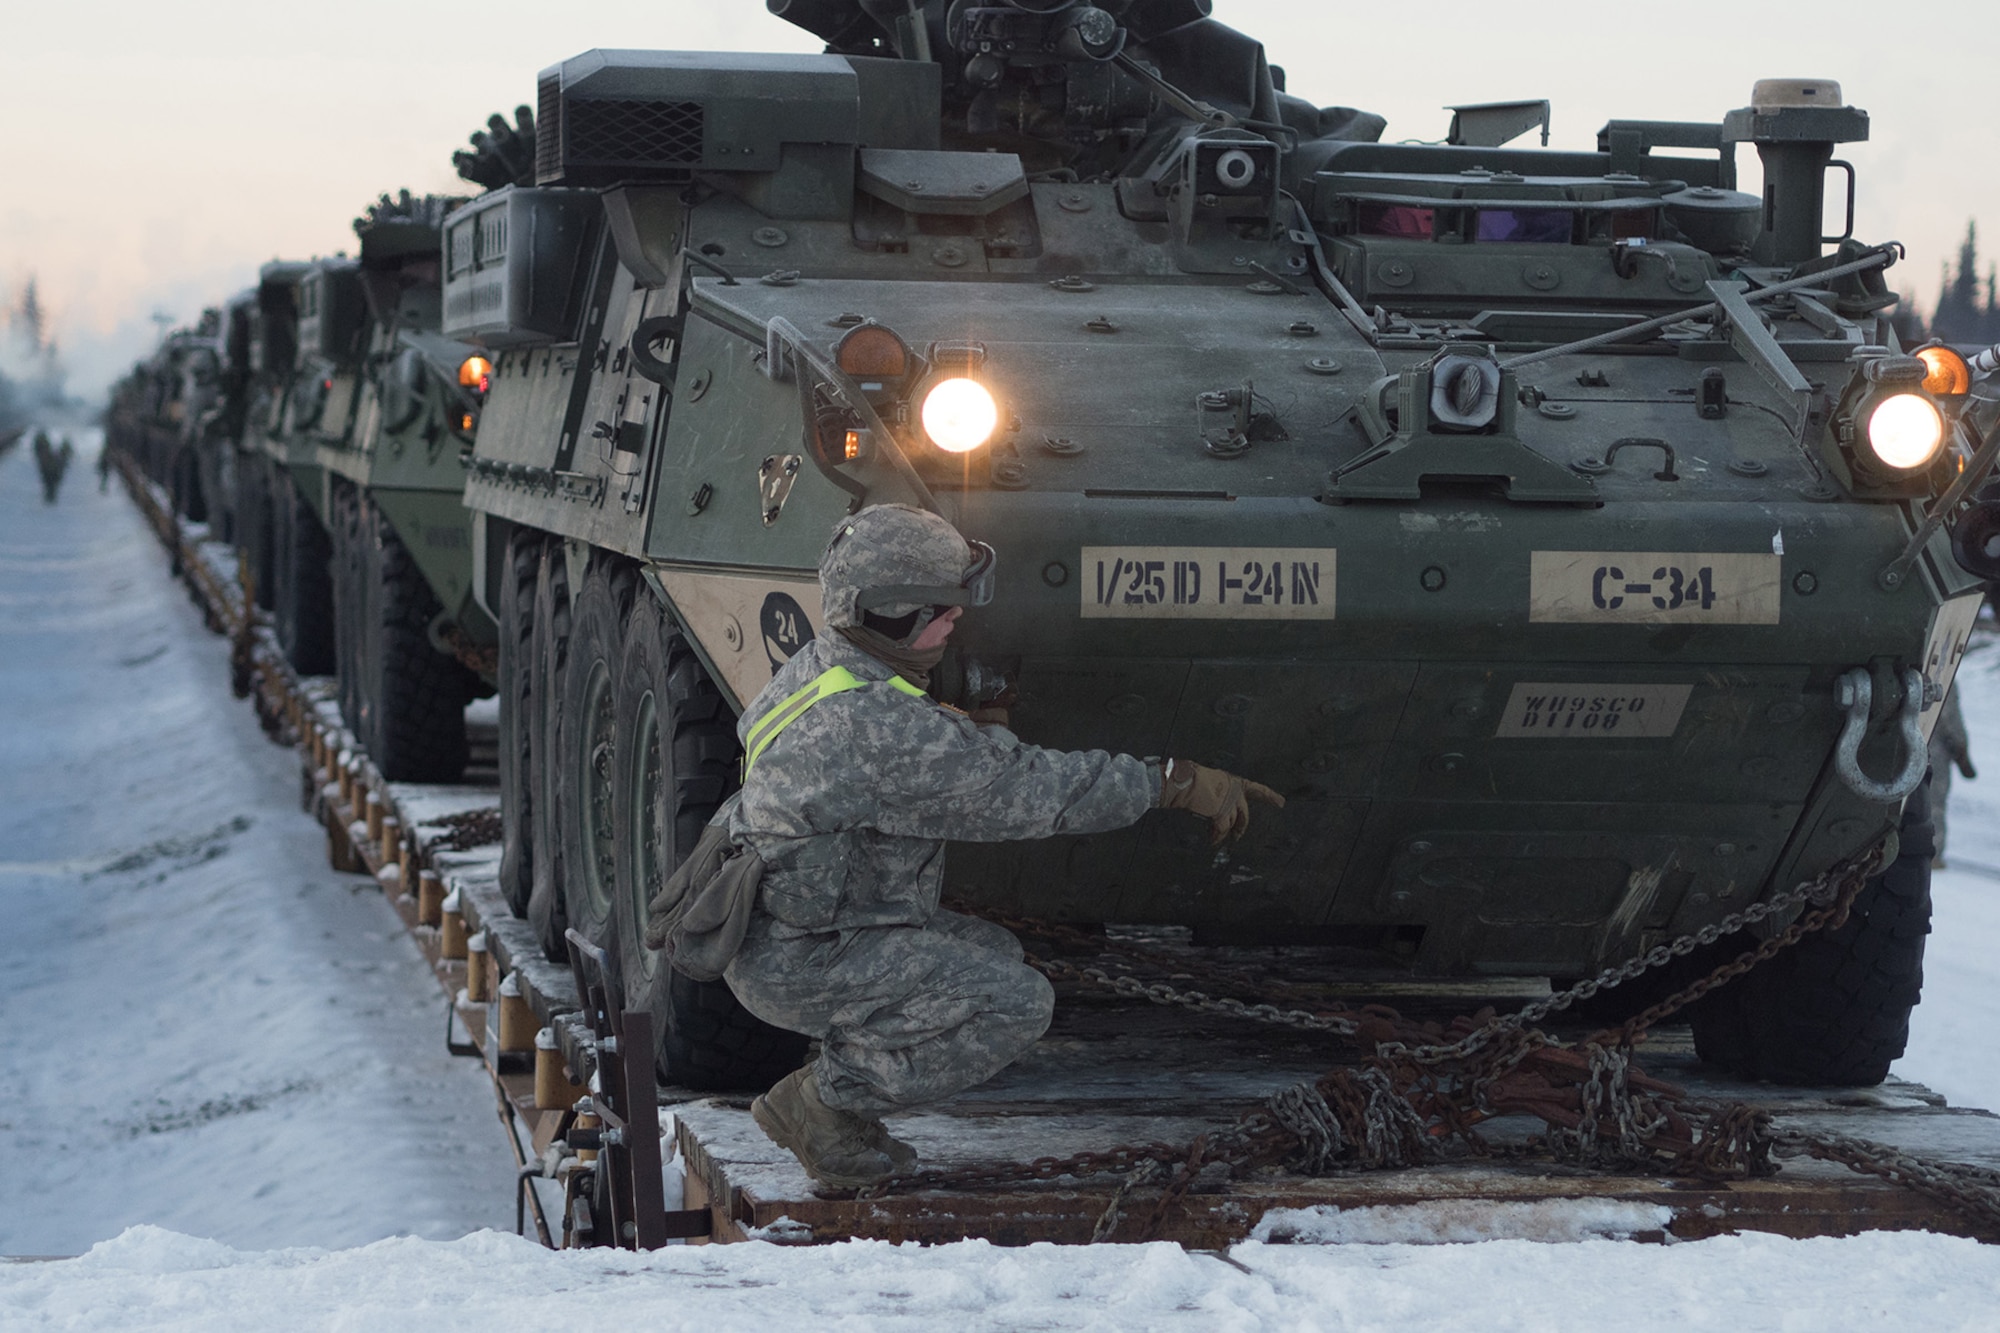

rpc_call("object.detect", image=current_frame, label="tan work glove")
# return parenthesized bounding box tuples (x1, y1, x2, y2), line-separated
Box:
(1157, 759, 1285, 844)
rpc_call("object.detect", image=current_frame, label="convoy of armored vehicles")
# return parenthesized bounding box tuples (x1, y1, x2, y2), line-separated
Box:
(108, 0, 2000, 1096)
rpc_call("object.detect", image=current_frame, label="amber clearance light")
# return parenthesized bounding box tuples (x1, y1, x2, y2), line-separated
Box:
(1917, 345, 1971, 397)
(835, 324, 909, 380)
(457, 355, 493, 393)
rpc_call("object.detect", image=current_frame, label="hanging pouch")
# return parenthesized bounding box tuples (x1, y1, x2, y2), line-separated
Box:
(644, 821, 766, 982)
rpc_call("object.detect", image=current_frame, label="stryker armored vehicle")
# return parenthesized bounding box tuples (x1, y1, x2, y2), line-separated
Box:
(238, 200, 496, 776)
(308, 194, 494, 782)
(438, 0, 1996, 1092)
(107, 314, 228, 527)
(222, 260, 321, 664)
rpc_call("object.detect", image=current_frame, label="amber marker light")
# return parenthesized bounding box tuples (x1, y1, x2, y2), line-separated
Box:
(458, 355, 493, 393)
(835, 324, 909, 380)
(1865, 393, 1945, 470)
(920, 377, 998, 453)
(1917, 346, 1971, 397)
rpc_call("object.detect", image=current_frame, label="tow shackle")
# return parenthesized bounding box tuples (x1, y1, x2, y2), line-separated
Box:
(1833, 667, 1930, 803)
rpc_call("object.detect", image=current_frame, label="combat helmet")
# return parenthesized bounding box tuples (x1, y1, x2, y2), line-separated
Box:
(819, 505, 996, 634)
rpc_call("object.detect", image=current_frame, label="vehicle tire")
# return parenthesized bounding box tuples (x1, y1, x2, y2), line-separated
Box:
(272, 472, 335, 676)
(330, 483, 366, 734)
(237, 453, 276, 612)
(526, 544, 572, 961)
(556, 561, 636, 968)
(497, 529, 541, 916)
(171, 444, 208, 524)
(354, 497, 477, 783)
(1689, 777, 1935, 1086)
(612, 590, 807, 1089)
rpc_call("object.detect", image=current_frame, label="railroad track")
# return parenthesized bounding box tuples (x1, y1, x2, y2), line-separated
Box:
(116, 456, 2000, 1249)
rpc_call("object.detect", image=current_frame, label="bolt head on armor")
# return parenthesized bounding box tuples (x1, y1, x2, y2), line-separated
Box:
(819, 504, 980, 628)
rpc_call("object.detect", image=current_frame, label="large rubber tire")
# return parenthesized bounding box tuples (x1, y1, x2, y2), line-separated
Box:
(496, 530, 541, 917)
(353, 498, 477, 783)
(612, 590, 808, 1090)
(526, 545, 572, 961)
(171, 444, 207, 524)
(236, 453, 276, 613)
(272, 472, 335, 676)
(1689, 777, 1935, 1086)
(556, 562, 637, 968)
(330, 483, 367, 733)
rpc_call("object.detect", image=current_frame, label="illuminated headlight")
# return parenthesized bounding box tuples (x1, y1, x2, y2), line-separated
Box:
(920, 377, 997, 454)
(1865, 393, 1945, 471)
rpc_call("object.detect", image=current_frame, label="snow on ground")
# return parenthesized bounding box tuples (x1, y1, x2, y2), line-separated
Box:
(3, 436, 1999, 1328)
(0, 437, 517, 1256)
(1896, 620, 2000, 1116)
(5, 1224, 2000, 1332)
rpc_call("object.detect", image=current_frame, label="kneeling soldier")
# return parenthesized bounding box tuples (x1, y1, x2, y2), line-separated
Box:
(666, 504, 1282, 1189)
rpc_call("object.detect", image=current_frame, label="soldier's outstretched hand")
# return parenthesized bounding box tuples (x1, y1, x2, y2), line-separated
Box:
(1157, 759, 1285, 844)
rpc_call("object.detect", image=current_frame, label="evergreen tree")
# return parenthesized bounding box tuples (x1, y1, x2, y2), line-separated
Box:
(1931, 220, 2000, 345)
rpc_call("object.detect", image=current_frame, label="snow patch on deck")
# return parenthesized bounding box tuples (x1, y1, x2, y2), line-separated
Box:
(1253, 1198, 1674, 1244)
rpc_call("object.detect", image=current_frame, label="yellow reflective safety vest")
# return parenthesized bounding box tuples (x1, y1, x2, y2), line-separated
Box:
(741, 665, 926, 779)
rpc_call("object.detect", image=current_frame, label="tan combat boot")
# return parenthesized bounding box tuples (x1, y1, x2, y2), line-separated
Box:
(752, 1067, 914, 1189)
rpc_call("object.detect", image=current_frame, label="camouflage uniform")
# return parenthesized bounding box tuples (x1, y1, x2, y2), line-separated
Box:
(722, 519, 1159, 1114)
(724, 630, 1158, 1113)
(1928, 684, 1975, 864)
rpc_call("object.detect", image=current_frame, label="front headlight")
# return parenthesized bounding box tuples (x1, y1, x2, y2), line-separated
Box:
(1865, 393, 1945, 471)
(920, 377, 997, 454)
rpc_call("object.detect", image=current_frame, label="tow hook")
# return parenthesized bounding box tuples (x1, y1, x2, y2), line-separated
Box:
(1833, 667, 1931, 802)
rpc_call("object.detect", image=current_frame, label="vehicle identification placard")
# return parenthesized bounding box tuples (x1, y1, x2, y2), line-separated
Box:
(1494, 683, 1693, 738)
(1081, 547, 1336, 619)
(1529, 551, 1782, 625)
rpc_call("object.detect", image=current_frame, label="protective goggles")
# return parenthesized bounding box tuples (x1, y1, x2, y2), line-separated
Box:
(854, 539, 997, 612)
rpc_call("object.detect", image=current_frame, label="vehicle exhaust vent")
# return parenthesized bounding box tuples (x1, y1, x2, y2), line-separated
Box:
(566, 98, 705, 170)
(535, 72, 562, 185)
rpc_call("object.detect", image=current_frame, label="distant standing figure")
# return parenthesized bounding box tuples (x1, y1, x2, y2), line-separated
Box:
(32, 432, 74, 503)
(97, 441, 112, 492)
(1929, 685, 1976, 868)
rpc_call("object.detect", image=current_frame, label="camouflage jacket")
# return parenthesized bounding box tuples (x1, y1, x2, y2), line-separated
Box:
(725, 634, 1159, 934)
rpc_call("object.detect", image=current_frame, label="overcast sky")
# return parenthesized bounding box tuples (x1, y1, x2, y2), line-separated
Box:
(6, 0, 1995, 398)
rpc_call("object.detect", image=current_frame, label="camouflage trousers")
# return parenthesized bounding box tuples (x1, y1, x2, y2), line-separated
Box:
(725, 908, 1055, 1115)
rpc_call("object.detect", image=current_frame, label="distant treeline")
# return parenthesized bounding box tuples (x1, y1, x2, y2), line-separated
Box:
(1924, 221, 2000, 347)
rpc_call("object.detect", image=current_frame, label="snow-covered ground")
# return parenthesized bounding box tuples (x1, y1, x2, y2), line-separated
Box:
(1897, 627, 2000, 1117)
(0, 437, 516, 1256)
(3, 436, 1998, 1328)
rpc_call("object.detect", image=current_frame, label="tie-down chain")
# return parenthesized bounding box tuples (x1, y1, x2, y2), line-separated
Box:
(858, 842, 2000, 1241)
